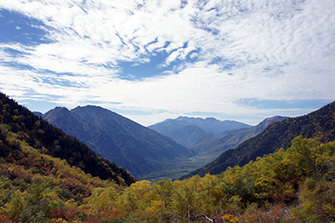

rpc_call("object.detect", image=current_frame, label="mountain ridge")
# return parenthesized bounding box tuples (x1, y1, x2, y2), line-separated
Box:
(42, 105, 194, 180)
(149, 116, 251, 147)
(190, 116, 288, 162)
(0, 92, 135, 185)
(43, 106, 126, 163)
(184, 101, 335, 178)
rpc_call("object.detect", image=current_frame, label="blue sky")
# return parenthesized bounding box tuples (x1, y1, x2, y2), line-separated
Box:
(0, 0, 334, 126)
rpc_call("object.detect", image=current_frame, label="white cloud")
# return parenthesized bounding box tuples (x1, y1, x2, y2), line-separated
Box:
(0, 0, 334, 125)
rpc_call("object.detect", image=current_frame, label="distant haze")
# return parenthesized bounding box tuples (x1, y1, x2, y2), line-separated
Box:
(149, 116, 251, 147)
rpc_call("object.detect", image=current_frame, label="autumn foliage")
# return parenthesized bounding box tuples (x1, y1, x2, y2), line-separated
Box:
(2, 129, 335, 222)
(1, 92, 335, 222)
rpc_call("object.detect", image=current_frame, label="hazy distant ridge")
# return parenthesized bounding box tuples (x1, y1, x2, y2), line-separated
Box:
(149, 116, 251, 147)
(190, 116, 288, 162)
(184, 101, 335, 178)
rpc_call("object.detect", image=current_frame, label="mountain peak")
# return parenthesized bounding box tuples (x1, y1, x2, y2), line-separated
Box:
(72, 105, 121, 118)
(176, 116, 193, 120)
(256, 116, 288, 128)
(43, 107, 71, 123)
(73, 105, 105, 111)
(175, 116, 219, 122)
(52, 106, 70, 112)
(205, 117, 218, 121)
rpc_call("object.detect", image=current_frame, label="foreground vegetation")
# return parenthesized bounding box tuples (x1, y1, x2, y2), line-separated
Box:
(1, 133, 335, 222)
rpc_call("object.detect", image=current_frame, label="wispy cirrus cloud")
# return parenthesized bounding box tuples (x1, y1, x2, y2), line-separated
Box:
(0, 0, 334, 125)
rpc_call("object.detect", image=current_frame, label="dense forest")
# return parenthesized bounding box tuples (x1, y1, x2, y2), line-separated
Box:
(1, 133, 335, 222)
(1, 93, 335, 222)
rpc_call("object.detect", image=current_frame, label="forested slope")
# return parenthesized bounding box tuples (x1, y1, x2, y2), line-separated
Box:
(186, 101, 335, 177)
(0, 92, 135, 185)
(190, 116, 288, 162)
(2, 135, 335, 222)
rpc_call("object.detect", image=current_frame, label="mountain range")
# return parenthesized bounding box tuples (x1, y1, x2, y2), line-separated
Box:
(41, 106, 290, 180)
(35, 95, 335, 182)
(42, 106, 194, 180)
(189, 116, 288, 163)
(184, 101, 335, 178)
(148, 116, 251, 147)
(0, 92, 135, 186)
(2, 91, 335, 223)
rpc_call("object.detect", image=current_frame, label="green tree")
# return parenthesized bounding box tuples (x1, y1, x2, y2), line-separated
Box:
(151, 179, 173, 221)
(20, 175, 63, 223)
(84, 187, 119, 216)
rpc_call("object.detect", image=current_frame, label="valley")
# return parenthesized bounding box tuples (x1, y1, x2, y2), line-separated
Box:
(39, 104, 287, 181)
(1, 92, 335, 222)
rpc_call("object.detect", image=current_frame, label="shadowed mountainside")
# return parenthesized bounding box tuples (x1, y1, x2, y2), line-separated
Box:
(43, 106, 194, 180)
(184, 101, 335, 178)
(190, 116, 288, 162)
